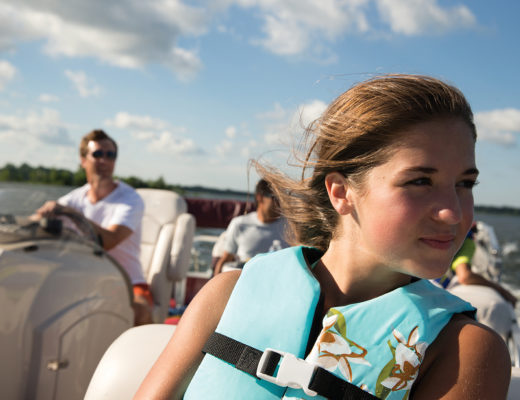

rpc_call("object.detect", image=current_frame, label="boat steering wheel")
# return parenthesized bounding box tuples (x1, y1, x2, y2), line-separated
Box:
(42, 209, 102, 247)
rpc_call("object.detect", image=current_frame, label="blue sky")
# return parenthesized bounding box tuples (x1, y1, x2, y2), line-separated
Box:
(0, 0, 519, 207)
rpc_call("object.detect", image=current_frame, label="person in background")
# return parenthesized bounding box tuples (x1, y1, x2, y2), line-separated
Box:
(436, 223, 517, 306)
(213, 179, 287, 275)
(34, 129, 152, 325)
(135, 75, 510, 399)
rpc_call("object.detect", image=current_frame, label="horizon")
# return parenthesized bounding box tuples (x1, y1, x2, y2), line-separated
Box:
(2, 162, 519, 212)
(0, 1, 519, 207)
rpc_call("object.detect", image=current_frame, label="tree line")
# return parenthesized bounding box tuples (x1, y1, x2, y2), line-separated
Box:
(1, 163, 519, 215)
(0, 163, 184, 193)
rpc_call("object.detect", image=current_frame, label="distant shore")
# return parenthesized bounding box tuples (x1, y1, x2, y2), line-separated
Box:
(1, 162, 518, 215)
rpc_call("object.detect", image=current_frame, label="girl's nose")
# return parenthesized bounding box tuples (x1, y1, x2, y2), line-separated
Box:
(432, 188, 463, 225)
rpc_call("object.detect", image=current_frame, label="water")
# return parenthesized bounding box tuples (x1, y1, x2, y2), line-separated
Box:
(475, 212, 520, 295)
(1, 182, 519, 295)
(0, 182, 73, 216)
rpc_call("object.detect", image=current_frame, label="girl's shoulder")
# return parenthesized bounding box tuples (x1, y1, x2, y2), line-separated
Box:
(413, 313, 511, 399)
(190, 269, 241, 314)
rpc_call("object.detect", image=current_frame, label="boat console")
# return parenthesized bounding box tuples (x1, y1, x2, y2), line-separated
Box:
(0, 214, 133, 399)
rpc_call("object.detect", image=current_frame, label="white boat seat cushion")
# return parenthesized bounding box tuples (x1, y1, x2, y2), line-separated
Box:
(509, 367, 520, 400)
(84, 324, 176, 400)
(137, 189, 195, 322)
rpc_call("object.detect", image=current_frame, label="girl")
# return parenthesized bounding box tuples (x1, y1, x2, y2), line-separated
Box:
(135, 75, 511, 399)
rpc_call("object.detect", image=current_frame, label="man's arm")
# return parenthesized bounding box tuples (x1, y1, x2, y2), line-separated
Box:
(89, 221, 133, 250)
(213, 218, 241, 276)
(455, 263, 517, 306)
(34, 200, 132, 251)
(213, 251, 235, 275)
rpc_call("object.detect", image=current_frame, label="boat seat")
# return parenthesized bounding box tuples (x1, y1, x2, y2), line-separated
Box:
(448, 284, 516, 342)
(509, 367, 520, 400)
(85, 325, 520, 400)
(137, 188, 196, 323)
(84, 324, 176, 400)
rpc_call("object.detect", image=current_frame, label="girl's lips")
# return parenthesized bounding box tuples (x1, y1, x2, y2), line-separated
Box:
(420, 236, 455, 250)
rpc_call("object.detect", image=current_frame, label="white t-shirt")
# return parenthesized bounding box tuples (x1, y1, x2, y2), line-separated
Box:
(58, 181, 145, 284)
(222, 211, 288, 263)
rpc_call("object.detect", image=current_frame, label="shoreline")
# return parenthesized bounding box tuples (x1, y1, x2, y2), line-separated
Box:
(2, 180, 519, 216)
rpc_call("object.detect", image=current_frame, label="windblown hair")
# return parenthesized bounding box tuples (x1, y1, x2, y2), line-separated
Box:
(257, 74, 476, 251)
(79, 129, 118, 158)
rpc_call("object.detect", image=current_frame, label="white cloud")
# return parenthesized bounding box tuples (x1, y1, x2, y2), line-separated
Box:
(240, 0, 370, 56)
(216, 139, 234, 156)
(0, 0, 478, 74)
(225, 126, 237, 139)
(475, 108, 520, 146)
(0, 1, 206, 80)
(0, 60, 16, 90)
(262, 99, 327, 146)
(65, 70, 102, 98)
(106, 112, 170, 132)
(296, 99, 328, 129)
(210, 99, 327, 167)
(375, 0, 476, 35)
(234, 0, 476, 56)
(39, 93, 59, 103)
(105, 111, 203, 155)
(131, 131, 156, 141)
(257, 102, 288, 121)
(215, 126, 241, 156)
(147, 131, 203, 155)
(240, 139, 258, 158)
(0, 108, 73, 146)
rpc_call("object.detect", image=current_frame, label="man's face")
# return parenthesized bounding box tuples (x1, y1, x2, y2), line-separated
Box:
(80, 139, 117, 181)
(257, 193, 281, 223)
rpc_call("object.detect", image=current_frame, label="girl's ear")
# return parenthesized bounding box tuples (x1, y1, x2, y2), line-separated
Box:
(325, 172, 353, 215)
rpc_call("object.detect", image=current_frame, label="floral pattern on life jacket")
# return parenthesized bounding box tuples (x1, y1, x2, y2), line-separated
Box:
(309, 310, 371, 382)
(307, 309, 428, 400)
(375, 327, 429, 399)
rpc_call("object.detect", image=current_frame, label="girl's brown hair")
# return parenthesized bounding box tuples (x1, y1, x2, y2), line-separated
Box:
(257, 74, 476, 251)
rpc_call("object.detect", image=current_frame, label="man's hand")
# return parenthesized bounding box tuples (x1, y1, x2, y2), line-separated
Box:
(34, 200, 64, 218)
(30, 200, 67, 221)
(31, 201, 80, 221)
(213, 251, 235, 276)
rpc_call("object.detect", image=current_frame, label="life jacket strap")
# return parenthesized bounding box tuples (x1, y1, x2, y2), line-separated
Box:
(203, 332, 379, 400)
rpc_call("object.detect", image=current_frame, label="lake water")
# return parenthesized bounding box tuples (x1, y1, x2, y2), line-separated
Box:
(1, 182, 519, 296)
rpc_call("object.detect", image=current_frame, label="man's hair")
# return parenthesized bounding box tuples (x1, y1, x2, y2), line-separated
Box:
(255, 179, 274, 198)
(79, 129, 118, 157)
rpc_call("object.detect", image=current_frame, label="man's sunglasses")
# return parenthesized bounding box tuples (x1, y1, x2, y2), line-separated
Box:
(91, 150, 117, 160)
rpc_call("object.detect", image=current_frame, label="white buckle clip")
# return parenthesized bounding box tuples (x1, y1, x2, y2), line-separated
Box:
(256, 348, 318, 397)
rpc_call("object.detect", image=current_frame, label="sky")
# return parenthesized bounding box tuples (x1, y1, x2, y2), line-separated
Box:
(0, 0, 519, 208)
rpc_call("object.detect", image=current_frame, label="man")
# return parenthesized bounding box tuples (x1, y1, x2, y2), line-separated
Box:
(35, 129, 152, 325)
(213, 179, 287, 275)
(448, 225, 517, 306)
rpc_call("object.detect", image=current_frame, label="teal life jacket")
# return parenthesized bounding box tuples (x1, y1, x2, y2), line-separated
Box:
(184, 246, 475, 399)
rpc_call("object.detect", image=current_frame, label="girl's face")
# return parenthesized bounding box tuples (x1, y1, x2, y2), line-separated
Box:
(348, 117, 478, 280)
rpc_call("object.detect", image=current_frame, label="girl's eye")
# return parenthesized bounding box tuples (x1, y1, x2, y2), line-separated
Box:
(407, 177, 432, 186)
(457, 179, 479, 189)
